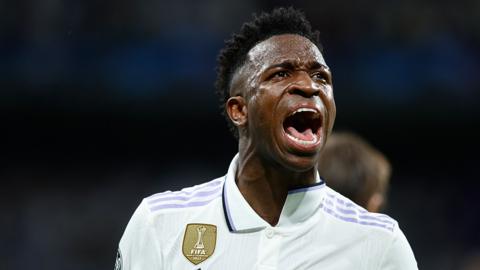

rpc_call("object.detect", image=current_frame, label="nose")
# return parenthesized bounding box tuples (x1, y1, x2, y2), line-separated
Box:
(286, 72, 320, 98)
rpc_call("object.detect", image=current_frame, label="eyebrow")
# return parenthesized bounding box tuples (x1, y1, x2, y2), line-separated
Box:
(267, 60, 330, 71)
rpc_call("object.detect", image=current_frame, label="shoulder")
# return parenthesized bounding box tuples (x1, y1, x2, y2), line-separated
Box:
(119, 177, 225, 260)
(321, 187, 417, 269)
(322, 186, 398, 234)
(145, 177, 224, 212)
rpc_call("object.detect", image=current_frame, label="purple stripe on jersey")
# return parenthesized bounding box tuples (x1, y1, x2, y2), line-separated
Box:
(148, 179, 223, 199)
(328, 192, 384, 216)
(358, 214, 395, 225)
(147, 187, 222, 204)
(325, 198, 395, 226)
(326, 193, 360, 209)
(370, 213, 395, 222)
(335, 197, 357, 208)
(288, 183, 325, 194)
(325, 199, 334, 206)
(328, 195, 395, 225)
(358, 220, 391, 229)
(334, 205, 357, 215)
(322, 205, 394, 232)
(149, 195, 221, 211)
(223, 181, 236, 231)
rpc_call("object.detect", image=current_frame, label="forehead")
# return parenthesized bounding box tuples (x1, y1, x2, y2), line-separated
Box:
(246, 34, 326, 68)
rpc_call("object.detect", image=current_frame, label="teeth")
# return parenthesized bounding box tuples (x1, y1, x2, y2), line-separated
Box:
(286, 133, 318, 145)
(291, 108, 321, 119)
(292, 108, 317, 115)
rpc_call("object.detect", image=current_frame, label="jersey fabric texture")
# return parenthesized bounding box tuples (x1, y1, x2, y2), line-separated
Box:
(118, 154, 418, 270)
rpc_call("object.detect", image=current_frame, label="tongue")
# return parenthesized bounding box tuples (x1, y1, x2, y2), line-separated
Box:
(287, 126, 315, 141)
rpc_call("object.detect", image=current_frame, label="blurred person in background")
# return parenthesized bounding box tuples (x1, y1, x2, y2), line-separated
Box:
(318, 132, 391, 212)
(116, 7, 417, 270)
(460, 250, 480, 270)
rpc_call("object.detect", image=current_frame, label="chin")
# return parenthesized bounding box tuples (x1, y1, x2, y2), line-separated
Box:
(273, 133, 325, 173)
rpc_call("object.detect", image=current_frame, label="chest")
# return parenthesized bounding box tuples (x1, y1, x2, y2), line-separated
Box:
(161, 223, 374, 270)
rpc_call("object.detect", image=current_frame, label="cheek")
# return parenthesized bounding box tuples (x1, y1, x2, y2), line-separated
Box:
(248, 98, 267, 128)
(248, 92, 277, 131)
(321, 86, 335, 111)
(326, 90, 336, 130)
(328, 88, 336, 112)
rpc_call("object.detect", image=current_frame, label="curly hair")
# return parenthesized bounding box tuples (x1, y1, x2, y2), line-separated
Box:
(215, 7, 323, 139)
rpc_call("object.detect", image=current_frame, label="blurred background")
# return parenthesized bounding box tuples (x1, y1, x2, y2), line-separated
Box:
(1, 0, 479, 269)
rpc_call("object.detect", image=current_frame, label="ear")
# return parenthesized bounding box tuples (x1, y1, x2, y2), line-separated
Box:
(226, 96, 247, 127)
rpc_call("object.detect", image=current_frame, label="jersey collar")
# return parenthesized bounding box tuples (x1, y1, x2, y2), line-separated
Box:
(222, 154, 326, 233)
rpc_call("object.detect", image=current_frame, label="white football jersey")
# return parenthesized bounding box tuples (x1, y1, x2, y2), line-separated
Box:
(117, 154, 418, 270)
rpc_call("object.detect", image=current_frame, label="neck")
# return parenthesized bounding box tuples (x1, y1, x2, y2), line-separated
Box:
(235, 141, 317, 226)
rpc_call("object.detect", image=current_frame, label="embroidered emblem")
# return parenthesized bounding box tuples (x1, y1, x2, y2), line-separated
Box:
(182, 223, 217, 265)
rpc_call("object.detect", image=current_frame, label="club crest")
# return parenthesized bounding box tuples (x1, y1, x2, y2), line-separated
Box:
(182, 223, 217, 265)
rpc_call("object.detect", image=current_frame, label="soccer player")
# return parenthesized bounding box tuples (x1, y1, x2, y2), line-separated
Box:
(116, 7, 418, 269)
(318, 132, 391, 212)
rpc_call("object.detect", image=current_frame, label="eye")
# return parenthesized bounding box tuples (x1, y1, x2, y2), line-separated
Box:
(272, 70, 289, 79)
(312, 72, 328, 83)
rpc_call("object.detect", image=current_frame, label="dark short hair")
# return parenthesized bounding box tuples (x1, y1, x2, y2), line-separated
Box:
(215, 7, 322, 138)
(318, 132, 392, 209)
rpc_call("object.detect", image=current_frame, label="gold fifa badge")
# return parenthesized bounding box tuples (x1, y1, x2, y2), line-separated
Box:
(182, 223, 217, 265)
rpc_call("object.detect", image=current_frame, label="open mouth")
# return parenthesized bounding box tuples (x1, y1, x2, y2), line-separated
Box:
(283, 108, 322, 146)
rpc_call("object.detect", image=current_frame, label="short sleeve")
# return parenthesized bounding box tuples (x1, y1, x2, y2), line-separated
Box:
(117, 199, 162, 270)
(378, 226, 418, 270)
